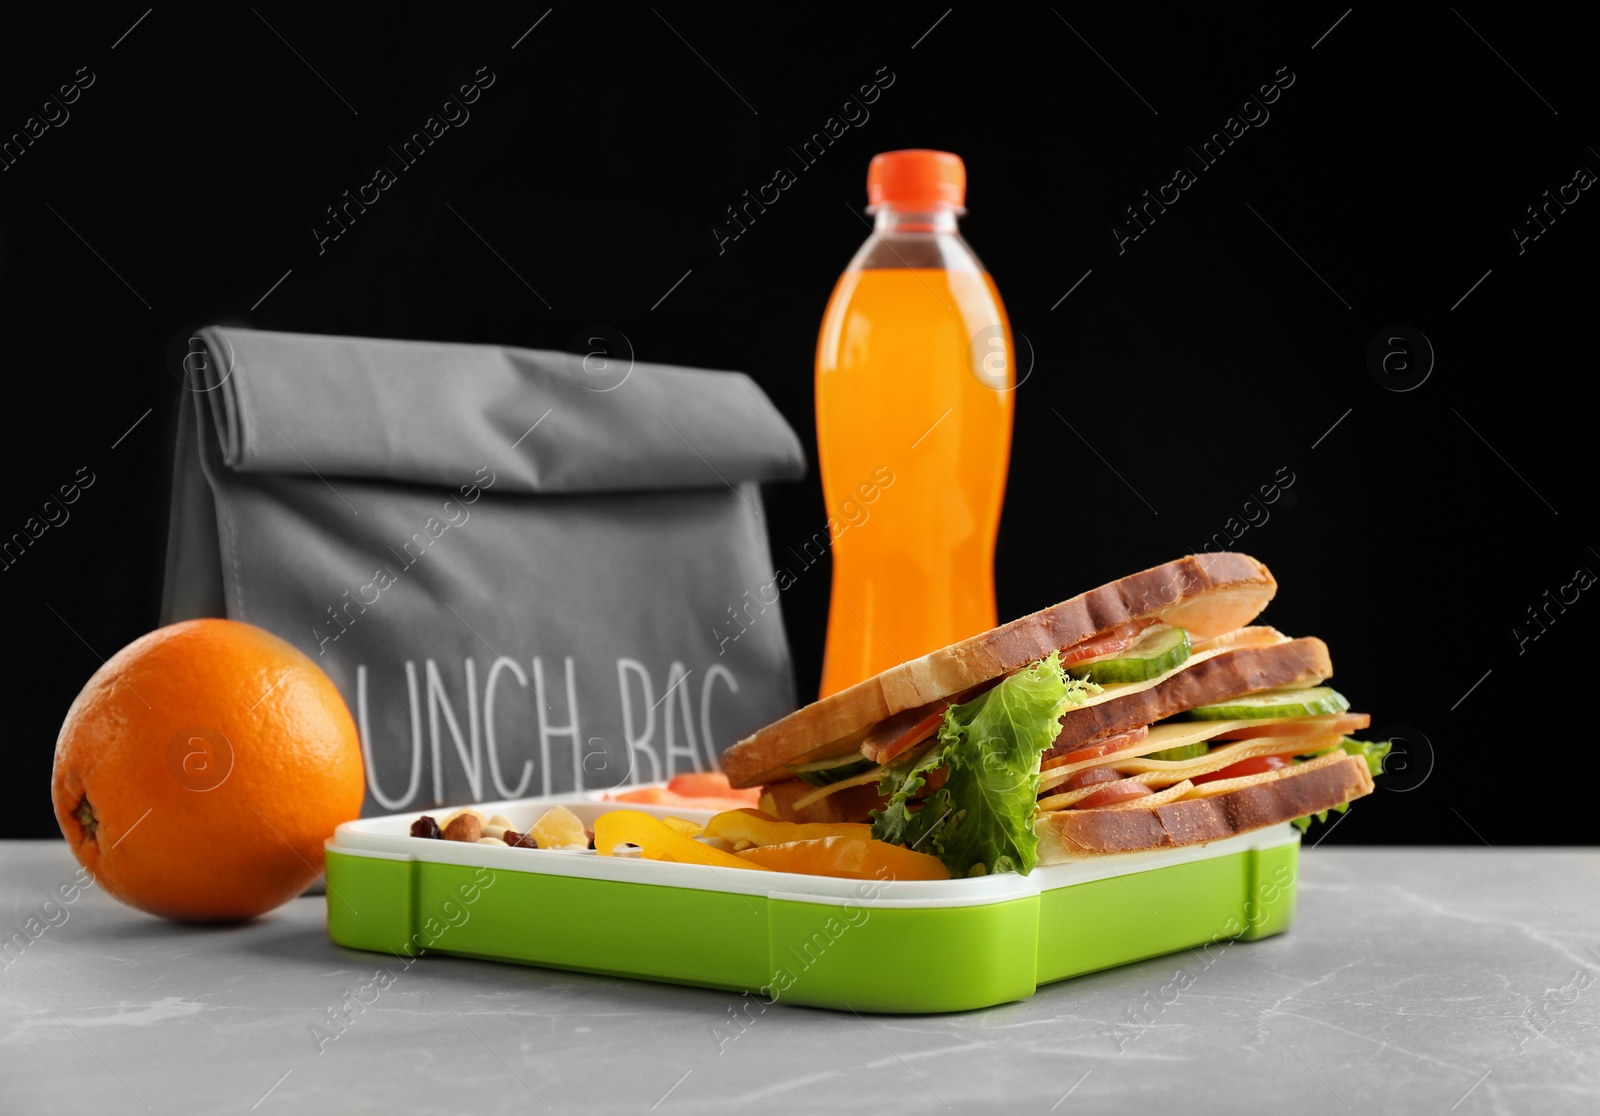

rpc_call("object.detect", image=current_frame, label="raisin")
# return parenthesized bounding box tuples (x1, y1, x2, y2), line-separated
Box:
(503, 829, 537, 849)
(410, 815, 442, 839)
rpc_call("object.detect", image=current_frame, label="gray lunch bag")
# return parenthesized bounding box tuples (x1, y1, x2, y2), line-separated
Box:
(161, 326, 805, 814)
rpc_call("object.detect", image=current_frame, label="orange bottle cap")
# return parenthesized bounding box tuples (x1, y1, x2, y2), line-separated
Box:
(866, 149, 966, 209)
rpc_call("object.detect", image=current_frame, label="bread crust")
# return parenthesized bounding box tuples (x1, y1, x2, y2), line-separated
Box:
(724, 553, 1277, 788)
(1046, 637, 1332, 758)
(1036, 754, 1375, 858)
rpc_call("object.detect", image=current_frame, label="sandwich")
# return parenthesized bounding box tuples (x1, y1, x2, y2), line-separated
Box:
(721, 553, 1387, 878)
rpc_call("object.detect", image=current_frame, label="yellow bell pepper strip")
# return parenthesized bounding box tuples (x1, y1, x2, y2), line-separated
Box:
(660, 816, 705, 838)
(702, 808, 872, 848)
(592, 811, 756, 871)
(736, 836, 950, 881)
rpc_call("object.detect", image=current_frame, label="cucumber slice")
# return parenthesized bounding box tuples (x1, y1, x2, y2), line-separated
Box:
(1067, 626, 1191, 684)
(1148, 741, 1209, 761)
(787, 753, 877, 787)
(1183, 686, 1351, 721)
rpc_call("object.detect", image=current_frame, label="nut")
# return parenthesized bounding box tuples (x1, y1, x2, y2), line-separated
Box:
(487, 814, 515, 831)
(442, 813, 483, 842)
(475, 836, 507, 846)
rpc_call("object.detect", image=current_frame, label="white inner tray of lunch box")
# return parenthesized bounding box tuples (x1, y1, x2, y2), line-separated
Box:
(329, 787, 1299, 909)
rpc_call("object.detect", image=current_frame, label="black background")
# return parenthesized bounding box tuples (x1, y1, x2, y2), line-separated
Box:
(2, 5, 1593, 844)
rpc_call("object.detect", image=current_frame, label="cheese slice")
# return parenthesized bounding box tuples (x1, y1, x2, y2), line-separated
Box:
(1038, 718, 1260, 791)
(1115, 734, 1342, 777)
(1038, 741, 1351, 811)
(1038, 778, 1197, 815)
(1038, 780, 1142, 812)
(1103, 779, 1195, 810)
(1037, 724, 1343, 803)
(1191, 625, 1289, 654)
(789, 766, 883, 810)
(1040, 748, 1357, 814)
(1178, 749, 1350, 799)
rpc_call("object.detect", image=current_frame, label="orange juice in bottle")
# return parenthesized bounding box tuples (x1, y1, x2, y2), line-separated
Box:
(815, 150, 1013, 697)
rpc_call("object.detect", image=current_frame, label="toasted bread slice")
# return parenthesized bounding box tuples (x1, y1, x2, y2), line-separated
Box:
(1046, 637, 1333, 759)
(1036, 753, 1374, 859)
(724, 553, 1277, 788)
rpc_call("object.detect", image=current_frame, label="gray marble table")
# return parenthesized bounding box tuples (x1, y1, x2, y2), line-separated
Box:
(3, 841, 1597, 1114)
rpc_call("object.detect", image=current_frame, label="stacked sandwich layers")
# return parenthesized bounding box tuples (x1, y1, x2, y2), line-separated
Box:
(722, 554, 1382, 878)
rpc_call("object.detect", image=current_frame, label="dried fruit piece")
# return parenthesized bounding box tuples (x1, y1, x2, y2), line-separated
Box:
(502, 829, 537, 849)
(529, 805, 588, 850)
(410, 815, 442, 840)
(443, 813, 482, 843)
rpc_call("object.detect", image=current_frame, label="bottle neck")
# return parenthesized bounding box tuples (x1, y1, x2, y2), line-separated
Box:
(872, 206, 962, 235)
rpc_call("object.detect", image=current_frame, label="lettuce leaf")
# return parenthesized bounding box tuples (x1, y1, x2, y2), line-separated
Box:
(870, 654, 1098, 878)
(1291, 737, 1390, 831)
(1290, 802, 1347, 832)
(1338, 737, 1391, 776)
(866, 740, 946, 850)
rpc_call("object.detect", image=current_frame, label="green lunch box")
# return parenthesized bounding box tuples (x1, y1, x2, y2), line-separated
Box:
(324, 790, 1301, 1014)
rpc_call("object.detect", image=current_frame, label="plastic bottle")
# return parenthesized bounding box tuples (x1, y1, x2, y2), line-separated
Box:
(815, 150, 1014, 697)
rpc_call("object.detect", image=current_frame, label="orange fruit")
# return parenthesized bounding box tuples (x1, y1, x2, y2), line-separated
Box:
(52, 619, 365, 921)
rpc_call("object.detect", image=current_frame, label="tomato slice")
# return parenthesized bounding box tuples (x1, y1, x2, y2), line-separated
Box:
(607, 786, 769, 812)
(1073, 780, 1154, 809)
(871, 710, 946, 765)
(1192, 755, 1293, 785)
(1061, 766, 1124, 793)
(1046, 742, 1120, 769)
(1212, 714, 1371, 740)
(1056, 618, 1158, 667)
(1043, 725, 1151, 770)
(860, 677, 1007, 764)
(1057, 635, 1133, 666)
(665, 772, 760, 802)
